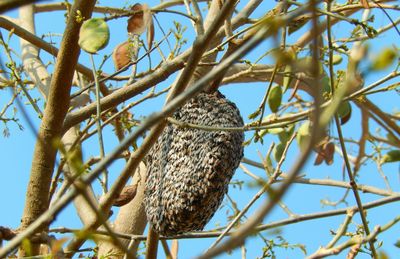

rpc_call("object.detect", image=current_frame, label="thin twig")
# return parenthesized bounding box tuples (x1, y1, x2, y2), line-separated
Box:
(307, 215, 400, 259)
(326, 210, 355, 249)
(90, 54, 108, 193)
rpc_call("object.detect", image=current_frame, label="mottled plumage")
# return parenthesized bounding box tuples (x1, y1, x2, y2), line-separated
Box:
(144, 91, 244, 236)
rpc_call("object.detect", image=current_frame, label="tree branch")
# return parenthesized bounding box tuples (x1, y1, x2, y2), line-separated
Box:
(19, 0, 97, 256)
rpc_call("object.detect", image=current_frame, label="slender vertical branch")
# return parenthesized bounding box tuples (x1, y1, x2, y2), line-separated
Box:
(126, 35, 140, 86)
(145, 229, 159, 259)
(327, 5, 377, 257)
(333, 115, 377, 257)
(90, 54, 108, 193)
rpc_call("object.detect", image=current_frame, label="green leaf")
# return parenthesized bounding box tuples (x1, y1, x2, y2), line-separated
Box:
(278, 127, 294, 144)
(278, 130, 289, 144)
(386, 132, 398, 146)
(268, 127, 285, 135)
(287, 124, 295, 138)
(332, 54, 343, 65)
(21, 238, 32, 256)
(320, 76, 331, 101)
(259, 129, 268, 138)
(381, 150, 400, 164)
(248, 109, 261, 120)
(243, 138, 252, 147)
(296, 121, 311, 152)
(273, 142, 285, 162)
(282, 65, 292, 93)
(254, 131, 264, 144)
(268, 85, 282, 113)
(377, 251, 389, 259)
(79, 18, 110, 54)
(337, 101, 352, 125)
(295, 56, 324, 75)
(371, 48, 397, 71)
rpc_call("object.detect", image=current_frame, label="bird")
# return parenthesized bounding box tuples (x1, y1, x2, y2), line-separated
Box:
(144, 90, 244, 236)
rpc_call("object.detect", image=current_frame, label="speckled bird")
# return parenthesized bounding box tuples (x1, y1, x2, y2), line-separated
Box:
(144, 91, 244, 236)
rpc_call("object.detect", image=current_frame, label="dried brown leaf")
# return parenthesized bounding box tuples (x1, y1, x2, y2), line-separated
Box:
(112, 41, 131, 70)
(127, 3, 152, 35)
(147, 14, 154, 50)
(314, 139, 334, 166)
(323, 141, 335, 165)
(127, 3, 144, 34)
(0, 226, 16, 240)
(314, 152, 324, 166)
(51, 237, 69, 254)
(113, 184, 138, 207)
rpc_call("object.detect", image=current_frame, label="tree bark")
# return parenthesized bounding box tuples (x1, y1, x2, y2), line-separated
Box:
(19, 4, 51, 97)
(97, 163, 148, 258)
(19, 0, 96, 255)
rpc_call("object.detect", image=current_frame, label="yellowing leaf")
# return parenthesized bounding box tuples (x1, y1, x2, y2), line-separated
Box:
(21, 239, 32, 256)
(377, 251, 389, 259)
(297, 121, 311, 152)
(78, 18, 110, 54)
(332, 54, 343, 65)
(268, 127, 285, 135)
(371, 48, 397, 71)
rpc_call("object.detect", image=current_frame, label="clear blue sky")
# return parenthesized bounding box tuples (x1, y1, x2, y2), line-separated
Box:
(1, 1, 399, 258)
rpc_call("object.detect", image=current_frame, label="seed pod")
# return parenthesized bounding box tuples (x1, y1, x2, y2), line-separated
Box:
(144, 91, 244, 236)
